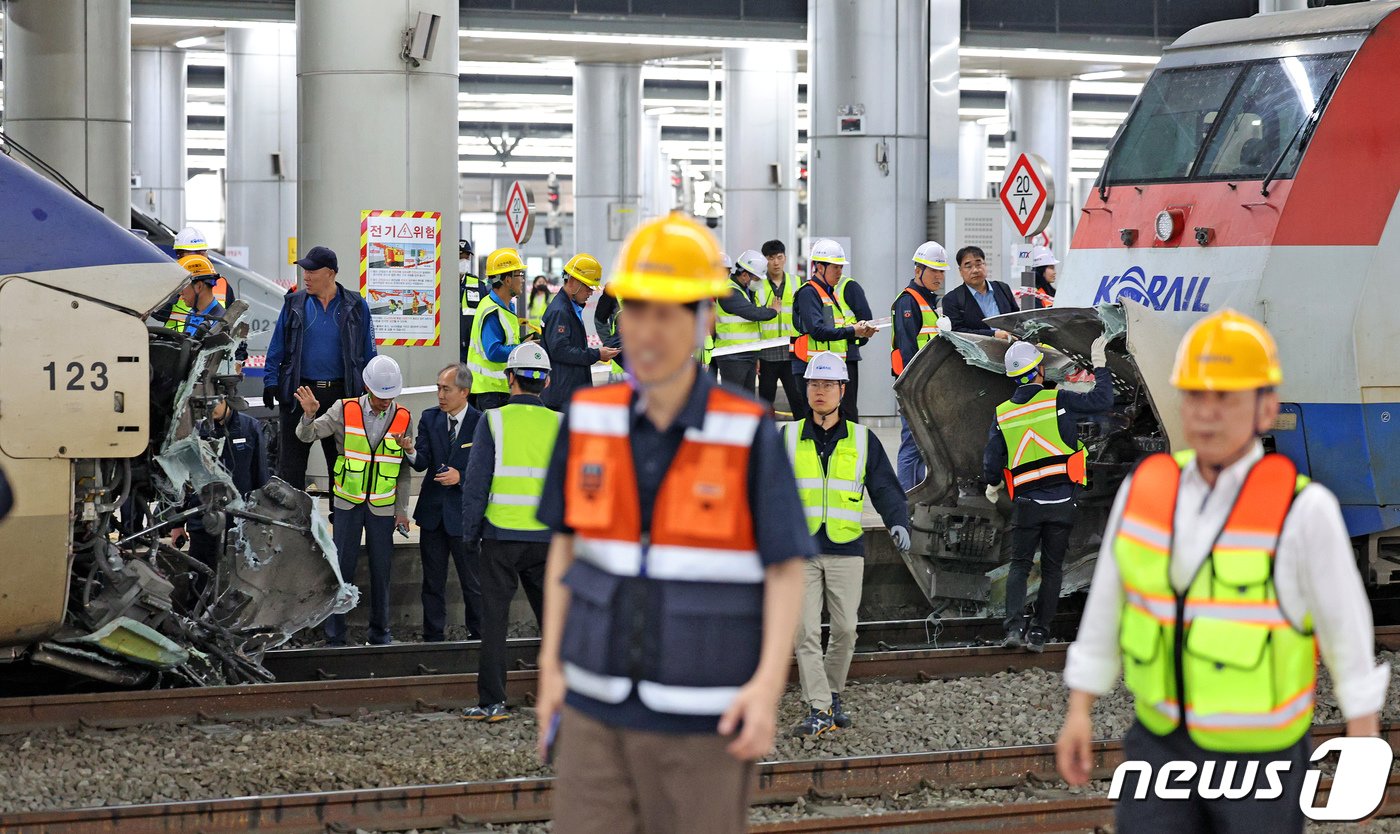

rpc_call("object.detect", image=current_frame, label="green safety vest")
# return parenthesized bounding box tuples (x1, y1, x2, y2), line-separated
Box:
(714, 279, 762, 350)
(792, 279, 852, 361)
(753, 272, 798, 340)
(994, 389, 1086, 498)
(467, 293, 520, 395)
(484, 403, 562, 532)
(332, 398, 411, 507)
(834, 277, 859, 328)
(1115, 451, 1315, 753)
(164, 298, 192, 332)
(782, 419, 868, 544)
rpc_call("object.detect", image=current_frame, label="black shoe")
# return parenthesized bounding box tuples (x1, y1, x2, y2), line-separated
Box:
(830, 693, 852, 728)
(1001, 628, 1024, 649)
(1025, 627, 1047, 653)
(790, 707, 836, 738)
(463, 703, 510, 722)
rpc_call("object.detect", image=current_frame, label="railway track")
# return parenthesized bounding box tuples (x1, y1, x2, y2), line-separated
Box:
(4, 622, 1398, 735)
(3, 724, 1393, 833)
(0, 615, 1082, 734)
(258, 613, 1083, 682)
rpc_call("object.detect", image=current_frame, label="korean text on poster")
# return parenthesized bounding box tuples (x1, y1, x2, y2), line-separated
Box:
(360, 209, 442, 346)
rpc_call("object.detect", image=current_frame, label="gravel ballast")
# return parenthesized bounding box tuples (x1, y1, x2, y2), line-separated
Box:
(2, 649, 1396, 814)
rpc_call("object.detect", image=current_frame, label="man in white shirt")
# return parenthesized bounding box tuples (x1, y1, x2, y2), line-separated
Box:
(1056, 310, 1387, 833)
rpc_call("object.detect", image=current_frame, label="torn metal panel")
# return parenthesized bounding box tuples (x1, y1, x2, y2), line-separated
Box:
(896, 303, 1166, 610)
(67, 617, 189, 668)
(216, 479, 358, 656)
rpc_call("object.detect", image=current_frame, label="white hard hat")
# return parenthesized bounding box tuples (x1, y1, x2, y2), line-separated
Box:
(1030, 245, 1059, 268)
(809, 239, 848, 265)
(362, 355, 404, 398)
(913, 241, 948, 269)
(1004, 341, 1043, 379)
(736, 249, 766, 278)
(174, 226, 208, 252)
(804, 351, 849, 382)
(720, 252, 734, 270)
(506, 342, 551, 379)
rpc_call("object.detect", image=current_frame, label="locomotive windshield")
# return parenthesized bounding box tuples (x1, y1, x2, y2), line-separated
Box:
(1101, 52, 1351, 186)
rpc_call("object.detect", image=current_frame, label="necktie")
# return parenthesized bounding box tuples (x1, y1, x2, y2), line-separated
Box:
(448, 416, 458, 443)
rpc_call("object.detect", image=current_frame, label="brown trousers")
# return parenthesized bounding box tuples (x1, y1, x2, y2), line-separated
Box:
(552, 706, 754, 834)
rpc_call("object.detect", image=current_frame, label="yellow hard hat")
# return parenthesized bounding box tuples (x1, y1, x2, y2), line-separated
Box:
(179, 253, 219, 280)
(1170, 309, 1283, 391)
(564, 253, 603, 288)
(606, 212, 730, 303)
(485, 247, 525, 277)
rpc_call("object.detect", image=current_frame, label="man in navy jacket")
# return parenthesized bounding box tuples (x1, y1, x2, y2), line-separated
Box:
(410, 363, 484, 641)
(541, 254, 619, 411)
(942, 245, 1018, 339)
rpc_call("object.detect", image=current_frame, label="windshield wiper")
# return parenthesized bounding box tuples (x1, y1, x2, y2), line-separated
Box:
(1261, 71, 1340, 197)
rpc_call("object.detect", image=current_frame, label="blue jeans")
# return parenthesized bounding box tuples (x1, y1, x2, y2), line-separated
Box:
(325, 502, 396, 644)
(897, 418, 926, 491)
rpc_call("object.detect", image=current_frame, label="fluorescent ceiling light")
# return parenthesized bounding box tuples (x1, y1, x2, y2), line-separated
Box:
(1078, 69, 1127, 81)
(460, 28, 803, 51)
(132, 17, 265, 28)
(174, 36, 209, 49)
(961, 46, 1160, 66)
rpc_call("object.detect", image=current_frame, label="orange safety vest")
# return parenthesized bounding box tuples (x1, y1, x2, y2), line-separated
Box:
(1115, 452, 1316, 752)
(791, 280, 848, 362)
(332, 398, 412, 506)
(890, 286, 938, 376)
(560, 381, 767, 715)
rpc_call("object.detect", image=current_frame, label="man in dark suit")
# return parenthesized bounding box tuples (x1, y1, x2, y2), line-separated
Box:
(409, 362, 484, 641)
(942, 245, 1018, 340)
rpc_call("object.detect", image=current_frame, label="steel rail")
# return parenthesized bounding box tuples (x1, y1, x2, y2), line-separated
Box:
(2, 724, 1391, 833)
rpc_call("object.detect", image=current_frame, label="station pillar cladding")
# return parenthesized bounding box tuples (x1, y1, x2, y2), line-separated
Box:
(131, 46, 186, 229)
(227, 25, 298, 287)
(809, 0, 960, 418)
(4, 0, 132, 228)
(1008, 78, 1072, 255)
(722, 47, 799, 260)
(297, 0, 460, 401)
(573, 62, 644, 269)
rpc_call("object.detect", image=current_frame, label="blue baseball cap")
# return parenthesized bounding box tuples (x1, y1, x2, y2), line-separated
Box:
(295, 245, 338, 272)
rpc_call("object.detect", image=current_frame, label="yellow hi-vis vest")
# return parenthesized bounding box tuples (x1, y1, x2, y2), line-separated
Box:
(164, 298, 193, 332)
(332, 399, 412, 507)
(782, 418, 868, 544)
(484, 403, 562, 532)
(994, 389, 1087, 499)
(467, 293, 520, 395)
(754, 272, 799, 339)
(1115, 451, 1316, 753)
(791, 280, 852, 361)
(714, 279, 762, 351)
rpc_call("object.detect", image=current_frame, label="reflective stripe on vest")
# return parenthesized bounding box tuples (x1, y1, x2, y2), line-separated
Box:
(484, 403, 561, 531)
(890, 286, 938, 376)
(791, 280, 850, 361)
(782, 419, 868, 544)
(714, 279, 762, 349)
(994, 389, 1086, 498)
(1114, 451, 1316, 753)
(561, 382, 766, 716)
(755, 272, 799, 340)
(466, 294, 520, 394)
(332, 399, 411, 507)
(164, 298, 193, 331)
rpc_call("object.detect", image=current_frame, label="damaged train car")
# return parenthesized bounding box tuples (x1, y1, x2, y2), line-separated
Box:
(897, 2, 1400, 615)
(0, 145, 354, 688)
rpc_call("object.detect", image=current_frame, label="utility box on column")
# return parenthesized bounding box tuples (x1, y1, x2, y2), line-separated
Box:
(926, 200, 1022, 291)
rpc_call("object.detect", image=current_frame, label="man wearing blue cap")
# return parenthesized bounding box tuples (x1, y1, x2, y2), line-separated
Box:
(265, 245, 378, 492)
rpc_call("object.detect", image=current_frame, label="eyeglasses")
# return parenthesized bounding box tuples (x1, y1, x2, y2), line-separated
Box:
(808, 380, 842, 391)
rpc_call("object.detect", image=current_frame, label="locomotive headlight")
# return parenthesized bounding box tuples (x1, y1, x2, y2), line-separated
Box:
(1155, 209, 1181, 242)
